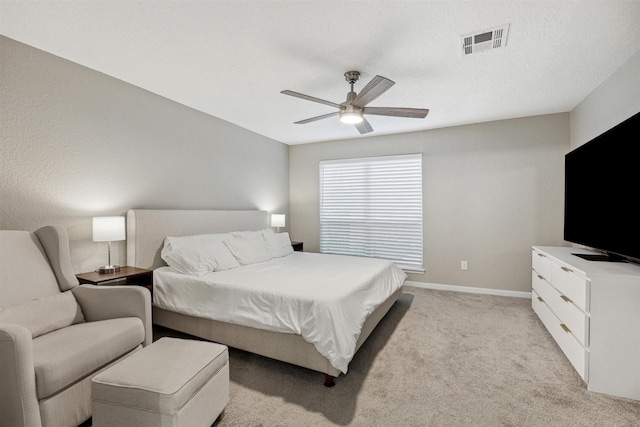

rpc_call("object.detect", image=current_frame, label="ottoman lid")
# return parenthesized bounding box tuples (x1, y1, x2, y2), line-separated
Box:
(92, 337, 228, 415)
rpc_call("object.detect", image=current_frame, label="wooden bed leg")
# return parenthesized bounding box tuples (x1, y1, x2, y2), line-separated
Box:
(324, 374, 336, 387)
(212, 409, 225, 425)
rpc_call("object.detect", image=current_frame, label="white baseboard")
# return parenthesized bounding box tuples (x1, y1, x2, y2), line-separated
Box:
(405, 280, 532, 299)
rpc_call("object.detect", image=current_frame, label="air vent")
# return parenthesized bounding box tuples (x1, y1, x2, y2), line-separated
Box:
(461, 24, 510, 56)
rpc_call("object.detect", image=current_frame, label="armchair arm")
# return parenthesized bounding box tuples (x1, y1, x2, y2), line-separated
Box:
(72, 285, 152, 346)
(0, 324, 42, 427)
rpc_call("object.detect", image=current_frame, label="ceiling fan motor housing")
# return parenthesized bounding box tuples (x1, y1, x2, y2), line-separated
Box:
(344, 91, 357, 104)
(340, 88, 362, 122)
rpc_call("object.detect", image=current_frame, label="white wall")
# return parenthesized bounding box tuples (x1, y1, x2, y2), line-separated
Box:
(0, 36, 289, 273)
(290, 114, 569, 293)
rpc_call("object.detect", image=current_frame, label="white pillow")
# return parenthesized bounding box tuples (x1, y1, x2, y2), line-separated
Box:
(162, 240, 239, 275)
(263, 231, 294, 258)
(224, 235, 272, 265)
(163, 233, 232, 253)
(231, 229, 264, 239)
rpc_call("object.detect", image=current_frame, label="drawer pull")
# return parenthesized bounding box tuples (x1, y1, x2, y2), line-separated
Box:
(537, 274, 545, 280)
(560, 295, 572, 302)
(560, 323, 571, 333)
(537, 253, 546, 258)
(561, 266, 574, 273)
(537, 296, 544, 302)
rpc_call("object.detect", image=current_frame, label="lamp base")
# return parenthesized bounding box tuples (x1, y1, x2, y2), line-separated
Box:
(97, 265, 121, 274)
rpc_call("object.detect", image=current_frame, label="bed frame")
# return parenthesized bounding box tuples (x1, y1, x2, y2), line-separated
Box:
(126, 208, 403, 386)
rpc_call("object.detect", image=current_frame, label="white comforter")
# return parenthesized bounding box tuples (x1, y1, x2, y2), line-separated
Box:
(153, 251, 406, 373)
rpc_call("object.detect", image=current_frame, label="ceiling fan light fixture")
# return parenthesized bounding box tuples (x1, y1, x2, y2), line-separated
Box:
(340, 111, 363, 124)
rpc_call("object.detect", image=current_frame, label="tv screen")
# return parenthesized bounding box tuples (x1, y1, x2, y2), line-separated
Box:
(564, 111, 640, 263)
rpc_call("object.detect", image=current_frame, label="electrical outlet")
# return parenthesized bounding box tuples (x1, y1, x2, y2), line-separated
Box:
(461, 261, 468, 271)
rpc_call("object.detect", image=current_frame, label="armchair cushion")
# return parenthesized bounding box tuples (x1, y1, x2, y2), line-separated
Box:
(32, 317, 144, 400)
(0, 291, 85, 338)
(0, 231, 61, 305)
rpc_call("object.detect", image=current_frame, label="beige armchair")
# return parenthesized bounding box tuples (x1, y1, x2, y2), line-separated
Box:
(0, 226, 151, 427)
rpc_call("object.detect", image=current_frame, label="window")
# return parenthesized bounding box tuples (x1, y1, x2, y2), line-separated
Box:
(319, 153, 423, 271)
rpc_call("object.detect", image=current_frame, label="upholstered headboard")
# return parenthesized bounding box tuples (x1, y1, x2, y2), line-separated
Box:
(126, 209, 269, 269)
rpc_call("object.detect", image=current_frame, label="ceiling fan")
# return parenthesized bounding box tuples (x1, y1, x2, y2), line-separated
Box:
(281, 71, 429, 135)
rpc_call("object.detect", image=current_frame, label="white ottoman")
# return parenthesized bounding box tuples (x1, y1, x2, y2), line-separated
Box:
(91, 337, 229, 427)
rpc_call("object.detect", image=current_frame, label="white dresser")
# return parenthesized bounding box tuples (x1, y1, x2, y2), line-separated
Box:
(531, 246, 640, 400)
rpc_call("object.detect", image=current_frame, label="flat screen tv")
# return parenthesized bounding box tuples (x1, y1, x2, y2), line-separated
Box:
(564, 111, 640, 263)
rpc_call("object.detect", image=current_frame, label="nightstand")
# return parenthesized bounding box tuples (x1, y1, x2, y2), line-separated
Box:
(291, 241, 303, 252)
(76, 266, 153, 297)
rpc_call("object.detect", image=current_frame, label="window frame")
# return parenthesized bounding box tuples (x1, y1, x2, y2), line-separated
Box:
(319, 153, 424, 272)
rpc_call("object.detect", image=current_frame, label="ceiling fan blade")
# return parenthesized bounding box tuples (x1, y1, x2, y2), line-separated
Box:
(281, 90, 342, 109)
(355, 118, 374, 134)
(294, 111, 339, 124)
(364, 107, 429, 119)
(351, 76, 395, 108)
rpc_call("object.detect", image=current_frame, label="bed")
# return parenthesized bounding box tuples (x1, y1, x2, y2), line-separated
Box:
(126, 209, 406, 386)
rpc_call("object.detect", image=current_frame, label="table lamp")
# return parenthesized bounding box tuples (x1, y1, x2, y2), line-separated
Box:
(93, 216, 126, 274)
(271, 214, 285, 233)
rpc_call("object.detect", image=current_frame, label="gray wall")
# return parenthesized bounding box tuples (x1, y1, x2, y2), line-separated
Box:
(290, 115, 568, 293)
(0, 36, 290, 273)
(290, 50, 640, 294)
(2, 34, 637, 290)
(570, 50, 640, 149)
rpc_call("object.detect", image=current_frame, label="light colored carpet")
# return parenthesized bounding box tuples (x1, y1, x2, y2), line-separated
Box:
(155, 286, 640, 426)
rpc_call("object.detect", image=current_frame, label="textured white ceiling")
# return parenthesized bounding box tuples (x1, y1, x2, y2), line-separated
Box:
(2, 1, 639, 145)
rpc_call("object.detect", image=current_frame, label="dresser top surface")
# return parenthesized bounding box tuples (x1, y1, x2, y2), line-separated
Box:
(534, 246, 640, 279)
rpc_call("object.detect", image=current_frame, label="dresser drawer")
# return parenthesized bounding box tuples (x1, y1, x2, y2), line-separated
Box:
(550, 262, 589, 312)
(532, 289, 589, 382)
(532, 248, 552, 280)
(532, 271, 589, 346)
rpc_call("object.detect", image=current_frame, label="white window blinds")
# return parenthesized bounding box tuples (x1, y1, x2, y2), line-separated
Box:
(319, 153, 423, 271)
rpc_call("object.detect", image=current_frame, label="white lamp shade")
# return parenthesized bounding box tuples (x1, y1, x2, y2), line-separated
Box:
(270, 214, 285, 228)
(93, 216, 126, 242)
